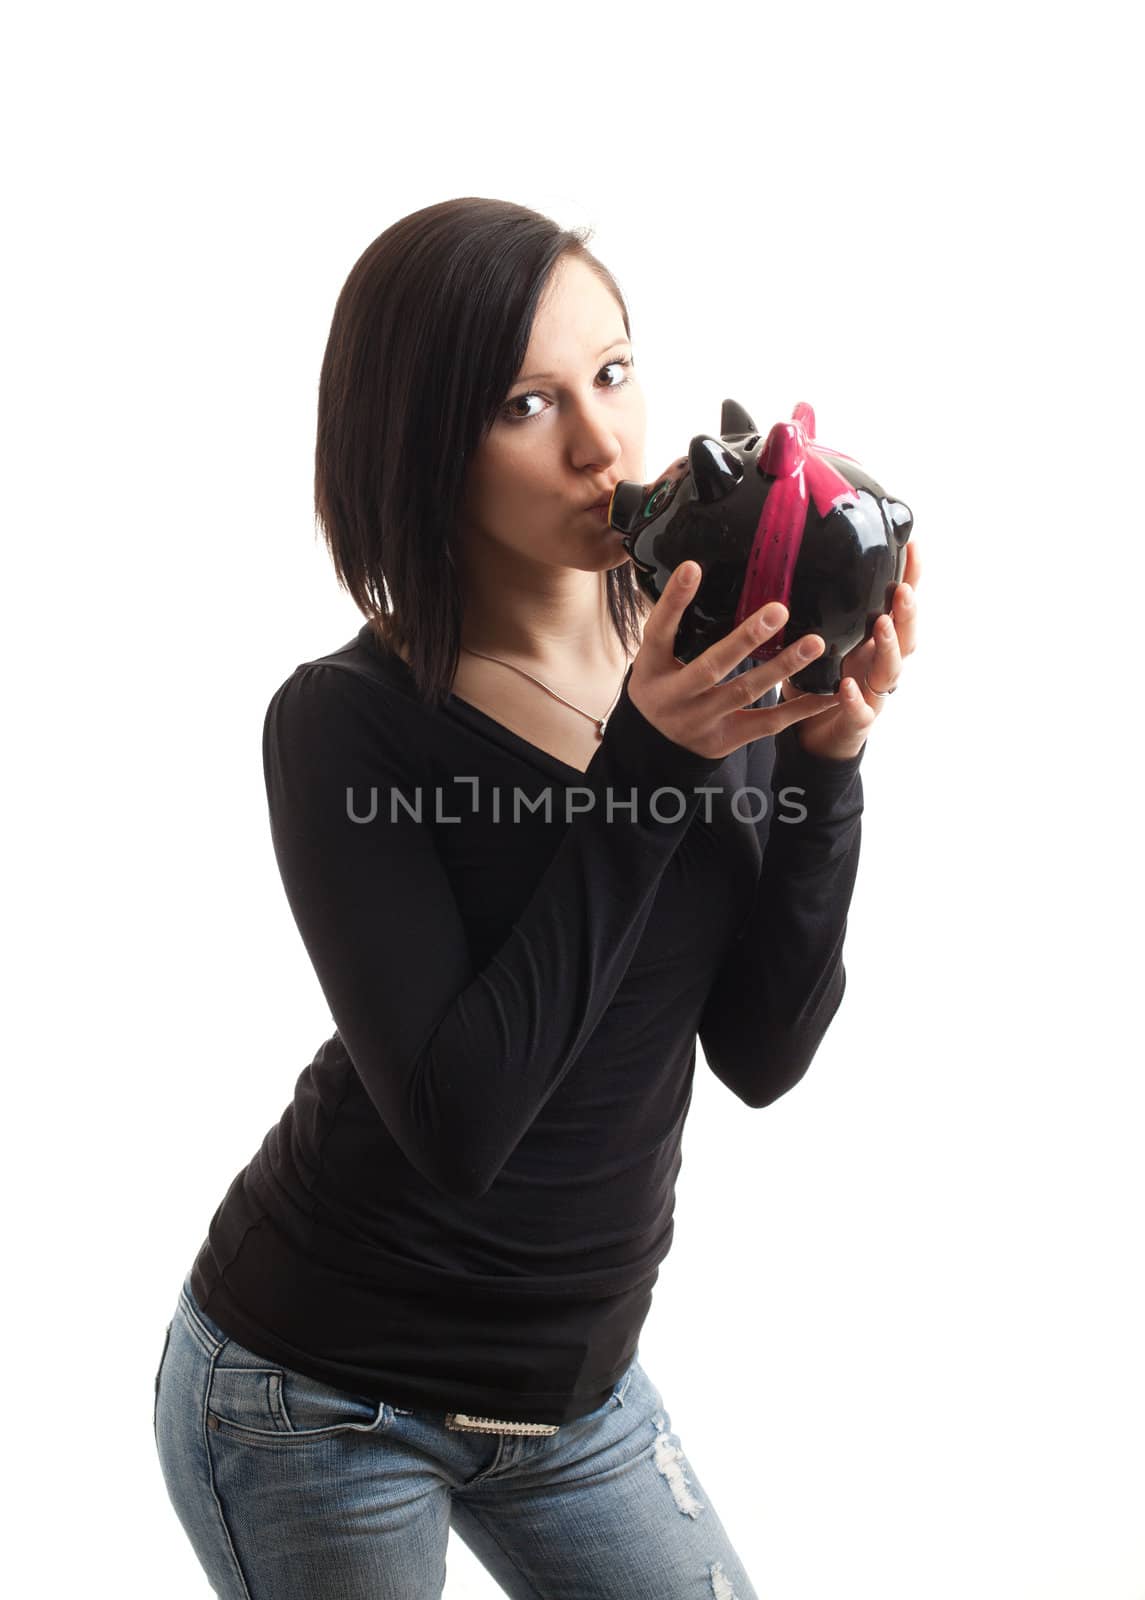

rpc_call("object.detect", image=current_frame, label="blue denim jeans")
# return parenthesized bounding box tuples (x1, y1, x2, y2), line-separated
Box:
(153, 1271, 759, 1598)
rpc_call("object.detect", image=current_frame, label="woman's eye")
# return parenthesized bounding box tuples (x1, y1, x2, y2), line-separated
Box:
(502, 357, 633, 424)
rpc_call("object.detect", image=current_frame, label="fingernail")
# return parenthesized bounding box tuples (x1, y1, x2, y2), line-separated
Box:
(680, 562, 698, 585)
(796, 637, 819, 659)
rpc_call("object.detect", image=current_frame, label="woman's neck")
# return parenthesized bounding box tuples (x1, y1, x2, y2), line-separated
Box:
(457, 573, 632, 679)
(458, 625, 632, 680)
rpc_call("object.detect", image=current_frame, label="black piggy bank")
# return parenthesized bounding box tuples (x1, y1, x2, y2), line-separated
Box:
(607, 399, 913, 694)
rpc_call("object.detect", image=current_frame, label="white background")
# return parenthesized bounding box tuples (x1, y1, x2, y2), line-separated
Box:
(5, 1, 1142, 1595)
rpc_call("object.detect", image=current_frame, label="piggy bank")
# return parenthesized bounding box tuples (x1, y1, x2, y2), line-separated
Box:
(607, 399, 913, 694)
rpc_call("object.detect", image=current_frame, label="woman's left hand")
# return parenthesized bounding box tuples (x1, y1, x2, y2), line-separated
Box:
(780, 541, 921, 762)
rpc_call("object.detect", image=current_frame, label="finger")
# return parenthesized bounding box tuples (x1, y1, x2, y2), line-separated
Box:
(644, 561, 711, 669)
(876, 612, 903, 673)
(686, 597, 789, 689)
(903, 540, 921, 591)
(647, 563, 785, 677)
(725, 690, 841, 746)
(862, 615, 902, 701)
(725, 627, 827, 708)
(836, 676, 880, 728)
(891, 579, 917, 658)
(778, 630, 857, 703)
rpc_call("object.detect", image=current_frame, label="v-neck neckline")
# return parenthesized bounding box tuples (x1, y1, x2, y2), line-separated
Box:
(444, 691, 605, 782)
(359, 626, 607, 784)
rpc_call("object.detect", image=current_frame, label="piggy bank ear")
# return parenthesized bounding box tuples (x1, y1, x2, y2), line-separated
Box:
(689, 435, 745, 503)
(720, 398, 757, 438)
(887, 499, 913, 545)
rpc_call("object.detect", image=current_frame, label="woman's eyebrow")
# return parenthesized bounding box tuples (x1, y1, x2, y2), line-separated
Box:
(515, 337, 630, 387)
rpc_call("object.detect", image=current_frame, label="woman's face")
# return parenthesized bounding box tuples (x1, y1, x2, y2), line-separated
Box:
(457, 252, 647, 579)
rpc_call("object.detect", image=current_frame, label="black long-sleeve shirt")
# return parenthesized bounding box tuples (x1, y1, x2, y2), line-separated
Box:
(190, 622, 865, 1422)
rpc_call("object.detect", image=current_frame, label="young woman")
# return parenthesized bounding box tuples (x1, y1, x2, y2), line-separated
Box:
(153, 196, 919, 1599)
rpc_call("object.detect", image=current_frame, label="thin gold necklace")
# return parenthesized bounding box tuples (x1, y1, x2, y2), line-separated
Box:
(459, 646, 630, 739)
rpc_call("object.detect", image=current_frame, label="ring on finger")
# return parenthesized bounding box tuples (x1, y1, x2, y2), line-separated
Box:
(863, 668, 898, 697)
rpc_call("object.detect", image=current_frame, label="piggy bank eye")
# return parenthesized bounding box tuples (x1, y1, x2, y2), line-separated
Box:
(644, 482, 672, 517)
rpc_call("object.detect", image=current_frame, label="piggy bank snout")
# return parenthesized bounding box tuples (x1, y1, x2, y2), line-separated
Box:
(608, 479, 648, 535)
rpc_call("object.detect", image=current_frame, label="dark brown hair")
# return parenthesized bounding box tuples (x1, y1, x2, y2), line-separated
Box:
(313, 196, 651, 709)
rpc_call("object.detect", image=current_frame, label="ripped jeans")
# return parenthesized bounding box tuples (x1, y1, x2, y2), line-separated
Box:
(153, 1272, 759, 1599)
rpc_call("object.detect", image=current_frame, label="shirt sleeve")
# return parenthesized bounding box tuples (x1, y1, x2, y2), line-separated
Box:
(697, 688, 865, 1109)
(263, 661, 727, 1200)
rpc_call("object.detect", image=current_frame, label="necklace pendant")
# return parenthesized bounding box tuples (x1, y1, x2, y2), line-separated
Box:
(597, 718, 607, 738)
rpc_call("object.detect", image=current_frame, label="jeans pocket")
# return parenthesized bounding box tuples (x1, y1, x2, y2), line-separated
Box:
(206, 1339, 389, 1445)
(278, 1367, 389, 1436)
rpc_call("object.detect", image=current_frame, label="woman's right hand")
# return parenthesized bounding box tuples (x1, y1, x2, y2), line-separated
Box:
(626, 560, 841, 760)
